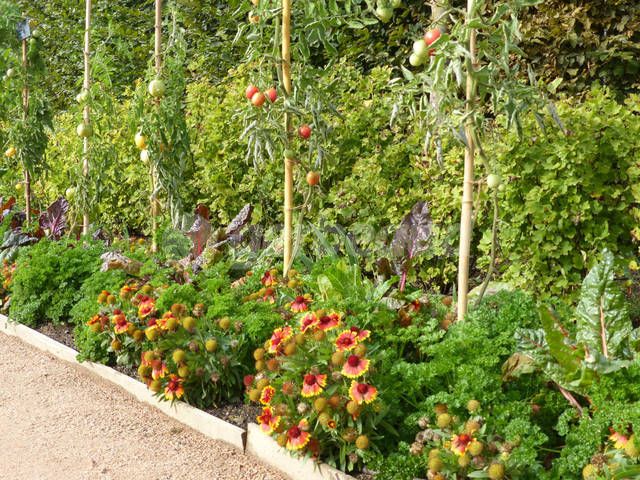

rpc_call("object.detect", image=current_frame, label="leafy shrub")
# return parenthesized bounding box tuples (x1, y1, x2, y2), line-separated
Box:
(10, 239, 103, 326)
(494, 88, 640, 297)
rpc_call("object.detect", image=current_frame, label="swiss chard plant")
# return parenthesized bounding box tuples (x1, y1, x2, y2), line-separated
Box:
(504, 250, 638, 413)
(391, 201, 433, 292)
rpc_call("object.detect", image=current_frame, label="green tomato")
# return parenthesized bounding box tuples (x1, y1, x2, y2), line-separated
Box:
(409, 53, 425, 67)
(413, 39, 429, 58)
(376, 7, 393, 23)
(148, 79, 166, 98)
(76, 122, 93, 138)
(487, 173, 502, 189)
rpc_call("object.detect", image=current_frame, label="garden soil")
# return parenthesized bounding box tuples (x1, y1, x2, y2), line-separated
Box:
(0, 332, 286, 480)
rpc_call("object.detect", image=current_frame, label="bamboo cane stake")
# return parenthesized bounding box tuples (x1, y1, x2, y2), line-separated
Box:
(82, 0, 92, 235)
(151, 0, 162, 253)
(282, 0, 293, 276)
(21, 38, 30, 228)
(456, 0, 477, 322)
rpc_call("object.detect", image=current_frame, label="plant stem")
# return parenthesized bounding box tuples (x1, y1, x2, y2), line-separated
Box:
(456, 0, 478, 321)
(474, 189, 499, 307)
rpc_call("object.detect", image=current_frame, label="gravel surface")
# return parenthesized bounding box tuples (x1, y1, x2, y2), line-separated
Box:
(0, 332, 287, 480)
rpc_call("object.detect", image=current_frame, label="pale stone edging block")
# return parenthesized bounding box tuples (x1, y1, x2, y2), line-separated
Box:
(245, 423, 356, 480)
(0, 314, 245, 450)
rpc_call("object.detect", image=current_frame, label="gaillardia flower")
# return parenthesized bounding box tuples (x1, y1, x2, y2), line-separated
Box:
(151, 360, 167, 380)
(288, 294, 312, 313)
(451, 434, 473, 455)
(610, 429, 629, 449)
(164, 374, 184, 400)
(268, 326, 293, 354)
(349, 326, 371, 342)
(301, 374, 327, 398)
(260, 386, 276, 405)
(286, 419, 311, 451)
(138, 296, 156, 318)
(317, 312, 342, 331)
(335, 330, 358, 351)
(261, 270, 277, 287)
(300, 313, 319, 333)
(261, 287, 276, 304)
(342, 355, 370, 378)
(349, 381, 378, 405)
(257, 406, 281, 434)
(112, 314, 131, 334)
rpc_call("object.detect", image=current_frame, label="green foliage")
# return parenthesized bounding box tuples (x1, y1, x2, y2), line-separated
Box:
(10, 238, 104, 326)
(494, 88, 640, 296)
(509, 250, 637, 398)
(520, 0, 640, 95)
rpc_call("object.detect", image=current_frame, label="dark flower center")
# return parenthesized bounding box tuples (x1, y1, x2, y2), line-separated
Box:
(304, 374, 317, 385)
(357, 383, 369, 394)
(347, 355, 360, 367)
(288, 426, 301, 438)
(295, 296, 305, 303)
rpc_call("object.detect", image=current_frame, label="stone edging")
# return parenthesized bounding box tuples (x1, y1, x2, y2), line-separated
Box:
(0, 314, 356, 480)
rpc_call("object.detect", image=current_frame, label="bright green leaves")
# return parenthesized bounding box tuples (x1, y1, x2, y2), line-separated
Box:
(508, 251, 637, 399)
(576, 249, 632, 362)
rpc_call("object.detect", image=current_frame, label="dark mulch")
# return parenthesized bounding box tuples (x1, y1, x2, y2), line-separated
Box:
(206, 401, 261, 429)
(35, 323, 76, 349)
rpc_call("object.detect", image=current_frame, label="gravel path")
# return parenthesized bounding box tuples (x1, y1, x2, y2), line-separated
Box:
(0, 332, 287, 480)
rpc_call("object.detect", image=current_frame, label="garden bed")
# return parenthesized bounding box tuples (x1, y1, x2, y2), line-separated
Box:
(0, 313, 358, 480)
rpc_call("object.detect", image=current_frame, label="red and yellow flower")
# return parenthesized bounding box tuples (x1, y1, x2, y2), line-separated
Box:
(301, 373, 327, 398)
(286, 419, 311, 451)
(300, 312, 319, 333)
(112, 313, 131, 334)
(349, 381, 378, 405)
(138, 296, 156, 318)
(349, 326, 371, 342)
(261, 270, 277, 287)
(257, 406, 281, 434)
(317, 312, 342, 331)
(260, 386, 276, 405)
(261, 287, 276, 304)
(335, 330, 358, 351)
(327, 420, 336, 429)
(342, 355, 370, 378)
(151, 359, 168, 380)
(288, 294, 312, 312)
(451, 433, 473, 455)
(610, 429, 629, 449)
(268, 326, 293, 354)
(164, 374, 184, 400)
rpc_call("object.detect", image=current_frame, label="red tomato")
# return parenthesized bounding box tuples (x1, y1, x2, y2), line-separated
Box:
(423, 29, 441, 46)
(298, 124, 312, 139)
(245, 84, 259, 100)
(265, 87, 277, 103)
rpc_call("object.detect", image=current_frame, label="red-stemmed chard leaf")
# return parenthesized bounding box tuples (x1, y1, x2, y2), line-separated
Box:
(391, 201, 433, 292)
(39, 197, 70, 240)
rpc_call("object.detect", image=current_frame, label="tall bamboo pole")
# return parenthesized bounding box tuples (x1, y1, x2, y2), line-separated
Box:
(282, 0, 293, 276)
(21, 38, 30, 227)
(456, 0, 478, 321)
(82, 0, 92, 235)
(151, 0, 162, 253)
